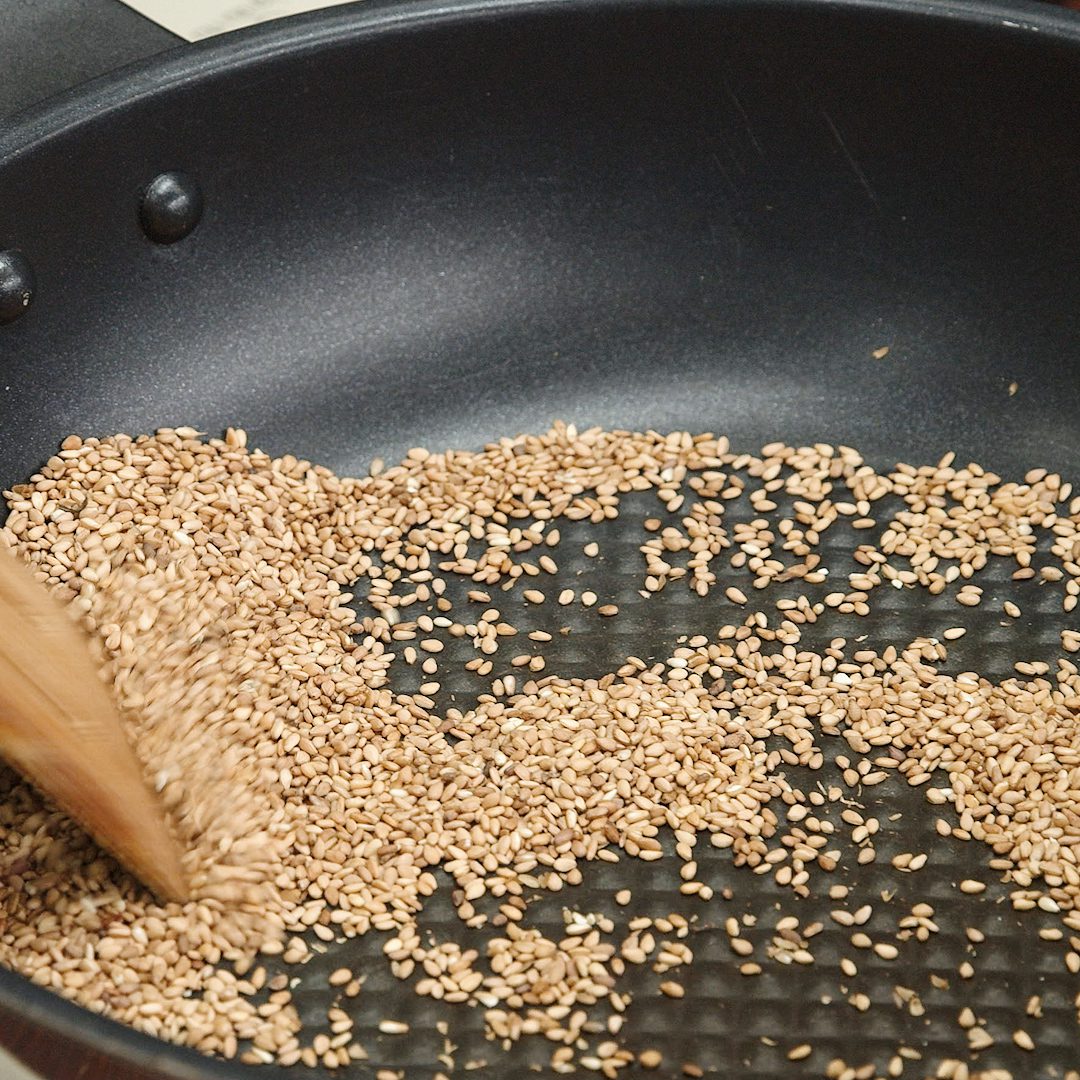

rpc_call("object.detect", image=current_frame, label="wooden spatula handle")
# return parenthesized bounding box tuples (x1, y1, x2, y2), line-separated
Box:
(0, 549, 187, 902)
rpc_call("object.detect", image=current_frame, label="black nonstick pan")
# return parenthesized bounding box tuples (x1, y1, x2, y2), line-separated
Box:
(1, 1, 1080, 1077)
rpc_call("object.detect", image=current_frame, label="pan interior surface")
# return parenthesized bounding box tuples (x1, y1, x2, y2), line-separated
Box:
(1, 1, 1079, 1077)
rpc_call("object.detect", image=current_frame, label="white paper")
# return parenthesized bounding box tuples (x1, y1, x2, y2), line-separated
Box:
(0, 1048, 42, 1080)
(117, 0, 361, 42)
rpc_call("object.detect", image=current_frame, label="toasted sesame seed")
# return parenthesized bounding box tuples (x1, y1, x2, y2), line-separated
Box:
(3, 422, 1078, 1071)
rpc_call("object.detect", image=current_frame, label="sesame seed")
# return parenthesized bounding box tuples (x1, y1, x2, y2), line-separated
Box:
(2, 422, 1078, 1071)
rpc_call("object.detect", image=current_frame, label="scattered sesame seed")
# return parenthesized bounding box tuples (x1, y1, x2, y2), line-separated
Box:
(1, 422, 1077, 1072)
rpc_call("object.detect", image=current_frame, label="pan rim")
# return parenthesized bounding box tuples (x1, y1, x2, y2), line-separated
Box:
(1, 0, 1079, 166)
(1, 0, 1080, 1076)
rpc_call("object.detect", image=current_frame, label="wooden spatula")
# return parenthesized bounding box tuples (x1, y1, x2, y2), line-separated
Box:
(0, 549, 187, 902)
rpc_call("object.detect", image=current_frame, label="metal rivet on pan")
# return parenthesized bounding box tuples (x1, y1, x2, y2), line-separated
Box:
(0, 250, 34, 325)
(140, 171, 204, 245)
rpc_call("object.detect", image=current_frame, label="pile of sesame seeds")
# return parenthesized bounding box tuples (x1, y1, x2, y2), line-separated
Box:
(1, 423, 1079, 1078)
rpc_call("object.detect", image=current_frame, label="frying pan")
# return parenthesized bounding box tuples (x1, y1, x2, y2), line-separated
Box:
(1, 0, 1080, 1077)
